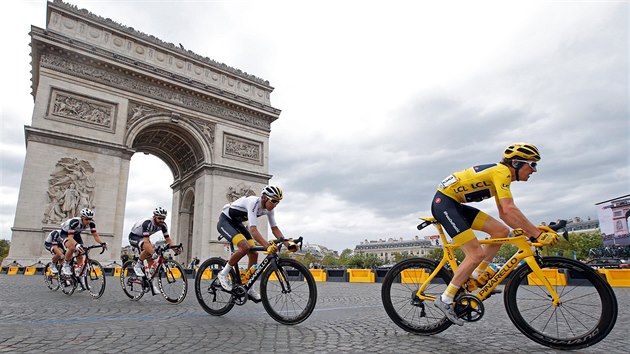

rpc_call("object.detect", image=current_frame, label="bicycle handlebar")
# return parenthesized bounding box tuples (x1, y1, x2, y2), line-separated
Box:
(155, 243, 183, 255)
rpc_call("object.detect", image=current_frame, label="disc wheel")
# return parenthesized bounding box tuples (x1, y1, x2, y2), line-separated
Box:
(44, 262, 60, 291)
(260, 258, 318, 325)
(120, 260, 145, 301)
(158, 259, 188, 304)
(381, 257, 453, 334)
(504, 257, 618, 350)
(85, 260, 106, 299)
(194, 257, 235, 316)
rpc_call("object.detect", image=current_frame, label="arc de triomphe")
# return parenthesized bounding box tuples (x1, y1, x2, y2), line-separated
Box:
(5, 0, 280, 266)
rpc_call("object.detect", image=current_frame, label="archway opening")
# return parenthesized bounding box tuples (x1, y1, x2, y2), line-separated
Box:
(121, 153, 173, 251)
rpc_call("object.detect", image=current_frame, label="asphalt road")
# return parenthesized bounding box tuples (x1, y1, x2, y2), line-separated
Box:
(0, 275, 627, 353)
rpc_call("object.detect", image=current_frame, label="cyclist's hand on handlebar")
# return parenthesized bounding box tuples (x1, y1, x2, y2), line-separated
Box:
(173, 246, 182, 255)
(537, 231, 560, 246)
(100, 242, 107, 251)
(264, 242, 278, 254)
(75, 243, 84, 254)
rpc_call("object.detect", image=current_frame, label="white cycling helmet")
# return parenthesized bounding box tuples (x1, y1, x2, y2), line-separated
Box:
(80, 208, 94, 219)
(153, 207, 168, 217)
(261, 185, 283, 201)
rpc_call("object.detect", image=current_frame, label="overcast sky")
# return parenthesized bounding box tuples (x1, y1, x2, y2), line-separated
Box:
(1, 0, 628, 252)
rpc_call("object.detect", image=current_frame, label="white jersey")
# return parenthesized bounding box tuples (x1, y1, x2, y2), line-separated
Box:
(221, 196, 277, 228)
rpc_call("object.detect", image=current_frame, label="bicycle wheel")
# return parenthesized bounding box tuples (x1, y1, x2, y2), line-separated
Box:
(60, 274, 77, 296)
(381, 257, 453, 334)
(120, 260, 145, 301)
(158, 259, 188, 304)
(260, 258, 317, 325)
(194, 257, 235, 316)
(504, 256, 618, 350)
(44, 262, 60, 291)
(85, 260, 106, 299)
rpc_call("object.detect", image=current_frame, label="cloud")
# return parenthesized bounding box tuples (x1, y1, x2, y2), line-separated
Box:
(0, 1, 627, 254)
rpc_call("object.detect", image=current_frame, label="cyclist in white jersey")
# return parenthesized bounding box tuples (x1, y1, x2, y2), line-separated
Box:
(128, 207, 181, 293)
(59, 208, 107, 287)
(216, 185, 285, 301)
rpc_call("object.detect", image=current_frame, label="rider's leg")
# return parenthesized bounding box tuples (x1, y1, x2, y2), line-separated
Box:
(140, 237, 155, 268)
(63, 238, 76, 262)
(448, 233, 485, 295)
(52, 246, 63, 264)
(471, 214, 509, 278)
(228, 238, 251, 267)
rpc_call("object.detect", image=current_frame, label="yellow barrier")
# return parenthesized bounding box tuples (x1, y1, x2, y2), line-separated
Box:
(602, 269, 630, 287)
(113, 267, 123, 277)
(309, 269, 327, 282)
(24, 266, 37, 276)
(8, 266, 19, 275)
(90, 267, 103, 277)
(401, 269, 428, 284)
(201, 268, 214, 280)
(347, 269, 375, 283)
(167, 267, 182, 279)
(527, 268, 567, 286)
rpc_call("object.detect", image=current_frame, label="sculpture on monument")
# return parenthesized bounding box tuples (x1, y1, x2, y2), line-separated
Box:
(226, 183, 256, 203)
(43, 157, 96, 224)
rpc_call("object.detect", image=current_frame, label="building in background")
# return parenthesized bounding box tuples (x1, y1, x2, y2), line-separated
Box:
(355, 236, 439, 264)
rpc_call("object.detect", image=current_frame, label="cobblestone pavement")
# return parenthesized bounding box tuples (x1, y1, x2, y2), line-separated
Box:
(0, 275, 627, 353)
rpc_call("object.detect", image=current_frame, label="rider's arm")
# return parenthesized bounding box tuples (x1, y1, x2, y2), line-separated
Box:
(497, 197, 541, 237)
(249, 225, 270, 248)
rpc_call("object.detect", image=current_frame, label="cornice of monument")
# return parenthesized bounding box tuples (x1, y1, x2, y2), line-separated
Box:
(49, 0, 271, 87)
(33, 1, 281, 120)
(25, 126, 135, 159)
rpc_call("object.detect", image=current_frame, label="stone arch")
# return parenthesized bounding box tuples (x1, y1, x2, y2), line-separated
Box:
(4, 1, 280, 266)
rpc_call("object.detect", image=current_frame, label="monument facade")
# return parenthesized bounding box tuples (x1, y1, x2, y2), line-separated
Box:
(4, 0, 281, 266)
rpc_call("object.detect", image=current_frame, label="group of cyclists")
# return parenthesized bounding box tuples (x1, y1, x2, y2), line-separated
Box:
(45, 184, 286, 300)
(44, 142, 560, 326)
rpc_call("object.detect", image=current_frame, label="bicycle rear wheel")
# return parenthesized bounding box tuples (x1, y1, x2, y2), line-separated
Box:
(44, 262, 60, 291)
(194, 257, 235, 315)
(381, 257, 453, 334)
(504, 257, 618, 350)
(260, 258, 317, 325)
(158, 259, 188, 304)
(86, 260, 106, 299)
(120, 260, 145, 301)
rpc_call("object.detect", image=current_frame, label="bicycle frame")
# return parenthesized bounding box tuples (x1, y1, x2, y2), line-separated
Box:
(416, 219, 562, 305)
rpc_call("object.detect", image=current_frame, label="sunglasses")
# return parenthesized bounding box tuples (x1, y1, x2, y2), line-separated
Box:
(269, 199, 280, 204)
(156, 217, 165, 221)
(515, 160, 538, 168)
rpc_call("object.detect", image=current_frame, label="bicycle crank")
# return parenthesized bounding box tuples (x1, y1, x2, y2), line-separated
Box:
(455, 295, 485, 322)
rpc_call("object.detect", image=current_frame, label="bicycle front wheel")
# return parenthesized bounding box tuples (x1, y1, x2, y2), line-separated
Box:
(260, 258, 317, 325)
(120, 260, 144, 301)
(195, 258, 235, 315)
(44, 262, 60, 291)
(158, 259, 188, 304)
(86, 260, 106, 299)
(504, 256, 618, 350)
(381, 257, 453, 335)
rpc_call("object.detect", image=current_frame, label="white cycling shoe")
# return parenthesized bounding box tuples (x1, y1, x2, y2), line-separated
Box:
(247, 288, 261, 301)
(434, 297, 464, 326)
(218, 271, 233, 291)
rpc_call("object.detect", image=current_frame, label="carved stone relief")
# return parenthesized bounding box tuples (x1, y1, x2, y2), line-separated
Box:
(223, 134, 262, 164)
(47, 89, 116, 132)
(43, 157, 96, 224)
(225, 183, 256, 203)
(41, 53, 271, 131)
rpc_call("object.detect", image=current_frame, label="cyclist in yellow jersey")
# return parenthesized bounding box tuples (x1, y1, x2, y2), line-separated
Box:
(431, 143, 559, 325)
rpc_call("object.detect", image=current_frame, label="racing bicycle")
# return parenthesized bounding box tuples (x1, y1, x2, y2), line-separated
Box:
(59, 244, 107, 298)
(194, 236, 317, 325)
(381, 218, 618, 350)
(120, 243, 187, 304)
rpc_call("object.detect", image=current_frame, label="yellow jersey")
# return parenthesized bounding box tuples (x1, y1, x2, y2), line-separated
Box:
(437, 163, 512, 203)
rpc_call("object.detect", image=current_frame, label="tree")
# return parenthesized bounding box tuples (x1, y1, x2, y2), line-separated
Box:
(0, 240, 9, 262)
